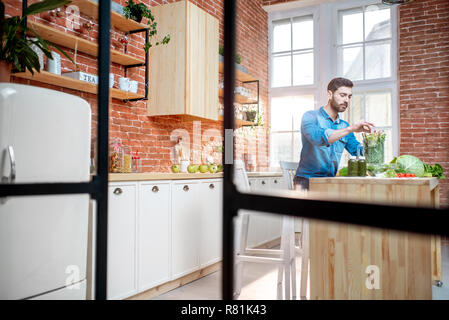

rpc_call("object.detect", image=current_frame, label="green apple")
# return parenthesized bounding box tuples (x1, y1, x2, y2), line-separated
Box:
(187, 164, 199, 173)
(217, 164, 223, 172)
(208, 164, 218, 173)
(171, 164, 180, 173)
(199, 164, 209, 173)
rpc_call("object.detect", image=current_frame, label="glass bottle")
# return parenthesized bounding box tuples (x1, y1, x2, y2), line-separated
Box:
(109, 139, 123, 173)
(348, 155, 358, 177)
(132, 151, 141, 173)
(122, 145, 132, 173)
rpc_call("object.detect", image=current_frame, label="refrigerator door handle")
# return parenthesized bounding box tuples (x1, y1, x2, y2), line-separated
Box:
(2, 145, 16, 184)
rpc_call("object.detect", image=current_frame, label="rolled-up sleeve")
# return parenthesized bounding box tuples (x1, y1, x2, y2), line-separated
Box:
(301, 112, 331, 147)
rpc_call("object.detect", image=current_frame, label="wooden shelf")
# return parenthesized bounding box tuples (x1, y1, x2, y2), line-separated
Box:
(13, 70, 144, 101)
(218, 116, 255, 127)
(218, 60, 257, 82)
(70, 0, 148, 32)
(218, 88, 257, 104)
(27, 21, 145, 66)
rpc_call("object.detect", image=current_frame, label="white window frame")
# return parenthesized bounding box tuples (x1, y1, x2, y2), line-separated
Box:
(267, 0, 399, 168)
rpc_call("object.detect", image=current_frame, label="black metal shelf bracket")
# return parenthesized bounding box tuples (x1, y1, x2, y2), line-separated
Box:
(123, 28, 149, 103)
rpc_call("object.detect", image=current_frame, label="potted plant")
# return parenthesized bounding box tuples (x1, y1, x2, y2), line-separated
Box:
(123, 0, 170, 52)
(219, 44, 242, 64)
(0, 0, 74, 82)
(244, 105, 257, 123)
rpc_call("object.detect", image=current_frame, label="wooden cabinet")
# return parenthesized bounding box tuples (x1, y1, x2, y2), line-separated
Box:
(171, 180, 202, 278)
(199, 180, 223, 267)
(148, 0, 219, 120)
(107, 182, 138, 300)
(138, 181, 171, 292)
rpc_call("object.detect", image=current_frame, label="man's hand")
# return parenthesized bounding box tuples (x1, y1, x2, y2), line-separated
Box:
(349, 121, 375, 133)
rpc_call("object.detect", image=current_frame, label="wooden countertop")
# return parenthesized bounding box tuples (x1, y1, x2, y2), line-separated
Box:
(108, 171, 283, 181)
(310, 176, 439, 191)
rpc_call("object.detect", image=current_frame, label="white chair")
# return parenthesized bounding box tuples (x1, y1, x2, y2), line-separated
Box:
(279, 161, 309, 300)
(233, 160, 297, 300)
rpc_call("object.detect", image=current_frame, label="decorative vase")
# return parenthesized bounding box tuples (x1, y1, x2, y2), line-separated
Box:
(0, 61, 12, 82)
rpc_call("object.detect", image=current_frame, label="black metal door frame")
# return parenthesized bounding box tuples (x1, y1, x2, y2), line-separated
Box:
(221, 0, 449, 300)
(0, 0, 112, 300)
(2, 0, 448, 302)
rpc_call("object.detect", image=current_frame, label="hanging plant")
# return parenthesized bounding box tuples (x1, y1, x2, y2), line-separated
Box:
(123, 0, 170, 53)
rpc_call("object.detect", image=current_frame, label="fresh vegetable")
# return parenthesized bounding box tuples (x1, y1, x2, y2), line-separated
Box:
(395, 155, 425, 177)
(338, 167, 348, 176)
(423, 163, 446, 179)
(396, 173, 415, 178)
(363, 131, 386, 164)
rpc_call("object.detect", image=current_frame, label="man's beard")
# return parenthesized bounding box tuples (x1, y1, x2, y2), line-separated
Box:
(330, 97, 348, 113)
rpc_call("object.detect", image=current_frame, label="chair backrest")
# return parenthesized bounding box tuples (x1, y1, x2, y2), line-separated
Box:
(279, 161, 299, 190)
(233, 160, 250, 191)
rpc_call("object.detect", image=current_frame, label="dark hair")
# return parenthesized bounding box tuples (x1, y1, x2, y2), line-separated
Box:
(327, 77, 353, 93)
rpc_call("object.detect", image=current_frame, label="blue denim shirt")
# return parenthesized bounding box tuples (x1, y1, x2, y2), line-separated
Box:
(295, 107, 361, 178)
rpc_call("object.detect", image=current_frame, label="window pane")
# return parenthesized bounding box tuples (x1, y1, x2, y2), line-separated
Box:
(270, 95, 314, 131)
(292, 16, 313, 50)
(339, 8, 363, 44)
(365, 91, 392, 127)
(348, 94, 363, 124)
(272, 53, 291, 87)
(340, 44, 363, 81)
(293, 51, 314, 85)
(272, 19, 291, 52)
(293, 131, 301, 163)
(365, 41, 391, 79)
(365, 5, 391, 41)
(383, 127, 393, 163)
(269, 132, 293, 166)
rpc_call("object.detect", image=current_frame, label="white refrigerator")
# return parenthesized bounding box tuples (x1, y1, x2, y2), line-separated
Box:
(0, 83, 91, 299)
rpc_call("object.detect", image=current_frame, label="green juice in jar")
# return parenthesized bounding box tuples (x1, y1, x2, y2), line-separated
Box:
(358, 156, 367, 176)
(348, 156, 358, 176)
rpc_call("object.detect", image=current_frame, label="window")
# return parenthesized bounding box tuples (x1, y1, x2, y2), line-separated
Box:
(271, 15, 315, 88)
(337, 4, 392, 81)
(269, 95, 314, 167)
(268, 0, 398, 170)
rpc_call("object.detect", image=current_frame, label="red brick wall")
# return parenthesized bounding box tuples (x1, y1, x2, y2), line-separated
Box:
(5, 0, 269, 172)
(398, 0, 449, 207)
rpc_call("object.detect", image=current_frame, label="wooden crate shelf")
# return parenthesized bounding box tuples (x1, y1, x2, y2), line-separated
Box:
(13, 70, 144, 101)
(218, 88, 257, 104)
(70, 0, 148, 32)
(27, 21, 144, 66)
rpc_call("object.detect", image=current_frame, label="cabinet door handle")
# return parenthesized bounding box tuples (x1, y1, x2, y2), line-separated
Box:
(183, 185, 189, 192)
(209, 183, 215, 189)
(152, 186, 159, 193)
(261, 180, 266, 185)
(249, 181, 251, 186)
(274, 179, 278, 184)
(113, 188, 123, 195)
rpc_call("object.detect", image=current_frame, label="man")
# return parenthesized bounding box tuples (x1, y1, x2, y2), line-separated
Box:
(294, 77, 374, 191)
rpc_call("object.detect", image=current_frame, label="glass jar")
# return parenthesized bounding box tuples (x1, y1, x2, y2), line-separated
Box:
(132, 151, 141, 173)
(109, 139, 123, 173)
(348, 155, 358, 176)
(357, 156, 367, 177)
(122, 145, 132, 173)
(364, 140, 385, 165)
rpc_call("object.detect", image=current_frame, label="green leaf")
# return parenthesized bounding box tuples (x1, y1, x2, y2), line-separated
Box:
(24, 0, 71, 17)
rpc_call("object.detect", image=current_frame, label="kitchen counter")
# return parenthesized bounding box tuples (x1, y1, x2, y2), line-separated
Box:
(108, 171, 283, 181)
(308, 176, 441, 300)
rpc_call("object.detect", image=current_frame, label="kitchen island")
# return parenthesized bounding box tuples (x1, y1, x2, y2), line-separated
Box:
(308, 177, 441, 300)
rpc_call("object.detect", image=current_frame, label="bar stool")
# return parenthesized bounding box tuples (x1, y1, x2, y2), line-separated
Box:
(279, 161, 309, 300)
(233, 160, 296, 300)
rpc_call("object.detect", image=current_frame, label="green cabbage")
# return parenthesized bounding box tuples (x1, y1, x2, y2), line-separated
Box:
(396, 155, 425, 177)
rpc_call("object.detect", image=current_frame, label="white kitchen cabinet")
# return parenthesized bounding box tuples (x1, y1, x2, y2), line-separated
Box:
(107, 182, 138, 300)
(171, 180, 202, 278)
(199, 179, 223, 268)
(138, 181, 171, 292)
